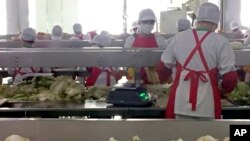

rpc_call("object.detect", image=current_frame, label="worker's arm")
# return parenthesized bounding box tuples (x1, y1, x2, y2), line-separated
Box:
(124, 35, 135, 48)
(218, 41, 238, 93)
(160, 37, 176, 69)
(155, 34, 168, 49)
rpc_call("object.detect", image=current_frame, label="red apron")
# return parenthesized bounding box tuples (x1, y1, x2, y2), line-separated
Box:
(13, 67, 37, 81)
(132, 34, 172, 84)
(166, 30, 221, 119)
(75, 34, 84, 40)
(85, 67, 114, 86)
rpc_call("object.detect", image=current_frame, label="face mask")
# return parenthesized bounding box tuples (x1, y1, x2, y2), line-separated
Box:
(140, 24, 154, 34)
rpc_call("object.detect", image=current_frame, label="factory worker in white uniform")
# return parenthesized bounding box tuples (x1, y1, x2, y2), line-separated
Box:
(85, 33, 116, 86)
(130, 21, 139, 34)
(8, 28, 48, 85)
(124, 9, 167, 49)
(51, 25, 63, 40)
(124, 8, 171, 85)
(70, 23, 91, 40)
(161, 3, 238, 119)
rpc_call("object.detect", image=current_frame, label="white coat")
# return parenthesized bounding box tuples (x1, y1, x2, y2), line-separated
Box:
(70, 33, 91, 40)
(161, 29, 236, 117)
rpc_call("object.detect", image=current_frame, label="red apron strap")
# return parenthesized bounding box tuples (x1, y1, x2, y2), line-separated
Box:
(106, 70, 111, 86)
(30, 67, 36, 73)
(192, 30, 211, 71)
(76, 34, 84, 40)
(183, 30, 211, 111)
(183, 30, 211, 68)
(105, 67, 114, 86)
(85, 67, 102, 86)
(13, 67, 25, 80)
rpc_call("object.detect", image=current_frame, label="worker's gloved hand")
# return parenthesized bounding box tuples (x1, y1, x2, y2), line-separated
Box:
(221, 71, 238, 93)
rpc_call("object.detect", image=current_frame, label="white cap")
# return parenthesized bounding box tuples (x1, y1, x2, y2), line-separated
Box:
(100, 30, 110, 37)
(52, 25, 63, 37)
(73, 23, 82, 34)
(91, 34, 111, 47)
(230, 21, 240, 31)
(21, 27, 36, 41)
(196, 2, 220, 24)
(138, 9, 156, 22)
(177, 18, 191, 31)
(132, 21, 139, 29)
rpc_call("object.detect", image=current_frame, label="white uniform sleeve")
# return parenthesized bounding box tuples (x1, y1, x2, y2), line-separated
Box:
(217, 41, 236, 75)
(124, 35, 135, 48)
(84, 33, 92, 40)
(161, 37, 176, 69)
(155, 34, 168, 49)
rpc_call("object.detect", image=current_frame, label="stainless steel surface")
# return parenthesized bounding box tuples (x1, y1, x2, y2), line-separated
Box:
(0, 48, 249, 67)
(34, 40, 92, 48)
(0, 40, 125, 48)
(0, 41, 22, 48)
(0, 34, 19, 40)
(0, 118, 247, 141)
(0, 48, 163, 67)
(234, 49, 250, 65)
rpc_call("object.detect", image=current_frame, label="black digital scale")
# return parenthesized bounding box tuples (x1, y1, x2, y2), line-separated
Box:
(106, 83, 154, 107)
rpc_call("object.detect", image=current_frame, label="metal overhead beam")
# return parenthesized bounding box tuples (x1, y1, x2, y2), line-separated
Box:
(0, 48, 249, 67)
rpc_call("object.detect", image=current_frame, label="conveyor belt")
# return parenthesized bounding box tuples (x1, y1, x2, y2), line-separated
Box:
(0, 100, 249, 119)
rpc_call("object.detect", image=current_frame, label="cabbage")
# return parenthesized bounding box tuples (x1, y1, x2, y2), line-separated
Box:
(228, 82, 250, 105)
(4, 135, 30, 141)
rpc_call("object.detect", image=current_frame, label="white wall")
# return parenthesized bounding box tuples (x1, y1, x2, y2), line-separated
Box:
(0, 0, 7, 35)
(6, 0, 29, 34)
(223, 0, 241, 32)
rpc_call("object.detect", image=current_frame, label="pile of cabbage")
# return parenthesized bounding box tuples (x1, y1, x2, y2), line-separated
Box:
(0, 76, 87, 102)
(227, 82, 250, 105)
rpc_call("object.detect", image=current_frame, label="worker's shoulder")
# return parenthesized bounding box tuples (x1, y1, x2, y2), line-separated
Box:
(125, 34, 135, 41)
(209, 32, 228, 41)
(175, 29, 228, 41)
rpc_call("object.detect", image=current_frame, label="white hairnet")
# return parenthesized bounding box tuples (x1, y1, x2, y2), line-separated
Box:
(21, 27, 36, 41)
(52, 25, 63, 37)
(230, 21, 240, 31)
(73, 23, 82, 34)
(100, 30, 110, 37)
(91, 34, 111, 47)
(138, 9, 156, 22)
(196, 2, 220, 24)
(177, 18, 191, 31)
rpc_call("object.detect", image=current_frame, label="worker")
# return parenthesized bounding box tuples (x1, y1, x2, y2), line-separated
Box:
(85, 33, 117, 86)
(92, 31, 112, 47)
(51, 25, 63, 40)
(230, 21, 242, 34)
(8, 28, 49, 85)
(177, 18, 191, 32)
(124, 8, 171, 85)
(70, 23, 91, 40)
(21, 27, 36, 48)
(161, 3, 238, 120)
(87, 30, 98, 39)
(130, 21, 139, 34)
